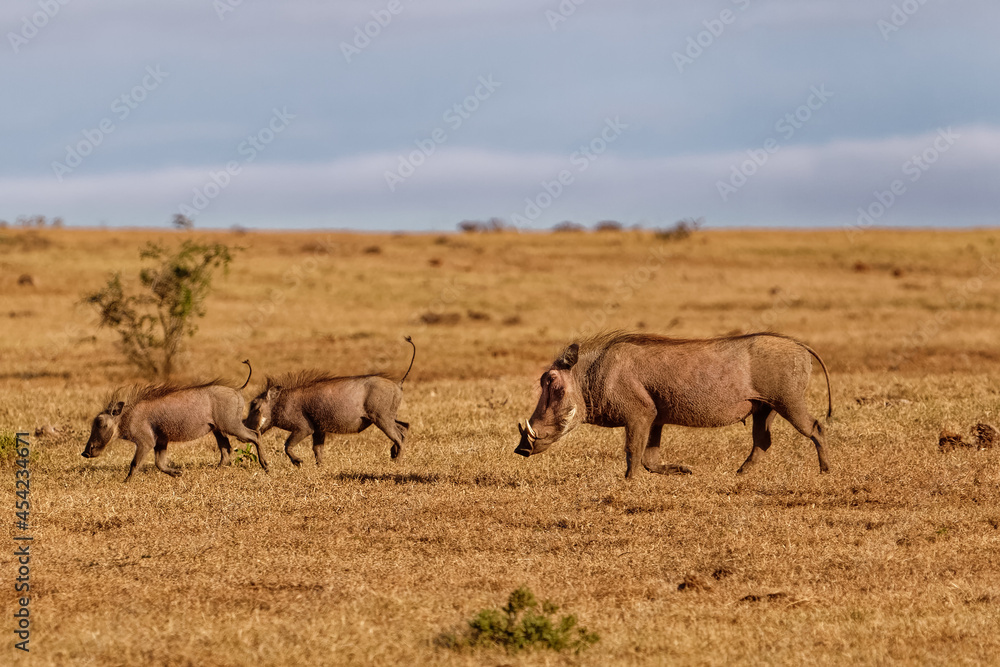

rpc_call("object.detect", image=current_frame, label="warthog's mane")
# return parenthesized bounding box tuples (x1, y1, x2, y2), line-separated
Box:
(264, 370, 389, 390)
(102, 380, 226, 412)
(574, 330, 800, 353)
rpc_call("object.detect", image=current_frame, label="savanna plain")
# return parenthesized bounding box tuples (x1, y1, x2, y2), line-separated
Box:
(2, 226, 1000, 666)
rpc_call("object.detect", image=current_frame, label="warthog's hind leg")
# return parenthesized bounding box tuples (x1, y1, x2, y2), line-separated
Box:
(642, 424, 693, 475)
(778, 403, 829, 473)
(213, 430, 232, 467)
(738, 402, 775, 474)
(374, 415, 407, 461)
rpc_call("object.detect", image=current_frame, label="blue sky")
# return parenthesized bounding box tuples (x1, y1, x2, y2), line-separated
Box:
(1, 0, 998, 231)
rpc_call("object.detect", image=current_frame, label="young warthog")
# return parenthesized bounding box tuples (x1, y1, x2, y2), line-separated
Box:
(516, 332, 832, 478)
(245, 337, 415, 467)
(82, 361, 264, 482)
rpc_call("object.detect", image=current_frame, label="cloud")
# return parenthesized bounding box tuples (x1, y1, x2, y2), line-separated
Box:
(3, 125, 997, 230)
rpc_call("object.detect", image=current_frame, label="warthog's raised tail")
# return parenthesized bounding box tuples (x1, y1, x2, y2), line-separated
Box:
(240, 359, 252, 391)
(798, 342, 832, 419)
(399, 336, 416, 386)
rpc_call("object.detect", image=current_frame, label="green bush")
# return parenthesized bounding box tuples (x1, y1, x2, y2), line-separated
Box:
(232, 441, 258, 466)
(440, 586, 599, 654)
(83, 240, 239, 378)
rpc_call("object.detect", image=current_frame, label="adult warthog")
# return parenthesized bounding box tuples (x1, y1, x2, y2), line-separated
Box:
(516, 332, 832, 478)
(82, 361, 264, 482)
(245, 337, 415, 467)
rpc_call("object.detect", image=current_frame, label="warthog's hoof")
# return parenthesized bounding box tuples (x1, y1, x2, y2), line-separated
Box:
(648, 463, 692, 475)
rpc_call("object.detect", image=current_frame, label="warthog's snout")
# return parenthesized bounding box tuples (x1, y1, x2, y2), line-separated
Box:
(81, 449, 94, 458)
(515, 421, 538, 457)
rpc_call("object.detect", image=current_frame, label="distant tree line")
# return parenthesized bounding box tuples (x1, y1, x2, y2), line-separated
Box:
(457, 217, 704, 239)
(0, 215, 64, 229)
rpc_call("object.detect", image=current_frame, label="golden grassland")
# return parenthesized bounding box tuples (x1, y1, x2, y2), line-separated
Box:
(2, 226, 1000, 666)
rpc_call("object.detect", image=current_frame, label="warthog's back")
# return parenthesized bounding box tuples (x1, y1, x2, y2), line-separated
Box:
(125, 385, 241, 441)
(278, 375, 401, 434)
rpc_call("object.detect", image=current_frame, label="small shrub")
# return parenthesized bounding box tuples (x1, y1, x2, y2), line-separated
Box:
(16, 215, 48, 228)
(440, 586, 599, 654)
(458, 220, 486, 233)
(83, 240, 239, 378)
(655, 217, 703, 241)
(594, 220, 623, 232)
(172, 214, 194, 231)
(552, 221, 585, 233)
(232, 441, 258, 466)
(458, 218, 511, 233)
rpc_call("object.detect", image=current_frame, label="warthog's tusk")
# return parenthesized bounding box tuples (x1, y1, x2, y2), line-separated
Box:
(525, 419, 538, 439)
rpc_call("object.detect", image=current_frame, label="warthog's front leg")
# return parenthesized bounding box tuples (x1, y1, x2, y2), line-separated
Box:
(124, 437, 154, 483)
(311, 431, 326, 466)
(153, 435, 181, 477)
(624, 414, 655, 480)
(642, 424, 692, 475)
(282, 429, 312, 467)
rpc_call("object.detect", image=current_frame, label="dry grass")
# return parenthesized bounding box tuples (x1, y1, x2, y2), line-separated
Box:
(2, 226, 1000, 666)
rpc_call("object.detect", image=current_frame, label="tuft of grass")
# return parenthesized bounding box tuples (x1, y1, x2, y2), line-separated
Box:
(0, 431, 18, 465)
(440, 586, 599, 654)
(232, 441, 258, 466)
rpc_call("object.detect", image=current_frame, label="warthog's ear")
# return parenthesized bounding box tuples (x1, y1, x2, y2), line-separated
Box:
(554, 343, 579, 370)
(266, 386, 282, 401)
(110, 401, 124, 416)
